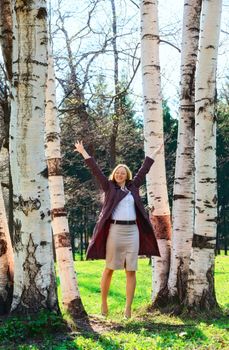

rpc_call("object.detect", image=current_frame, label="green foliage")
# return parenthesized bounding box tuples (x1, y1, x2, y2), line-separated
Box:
(216, 100, 229, 252)
(163, 100, 178, 206)
(0, 310, 66, 346)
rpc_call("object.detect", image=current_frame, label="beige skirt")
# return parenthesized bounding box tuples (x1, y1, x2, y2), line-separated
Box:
(106, 223, 139, 271)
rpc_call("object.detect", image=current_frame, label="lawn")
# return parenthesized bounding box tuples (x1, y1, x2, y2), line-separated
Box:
(0, 254, 228, 350)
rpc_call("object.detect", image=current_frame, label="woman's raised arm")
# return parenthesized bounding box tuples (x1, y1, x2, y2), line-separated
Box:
(132, 143, 163, 188)
(74, 140, 109, 192)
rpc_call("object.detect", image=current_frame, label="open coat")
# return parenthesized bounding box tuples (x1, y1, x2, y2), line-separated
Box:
(85, 156, 161, 259)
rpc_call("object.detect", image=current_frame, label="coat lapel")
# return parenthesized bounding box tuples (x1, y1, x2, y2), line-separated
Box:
(113, 184, 128, 207)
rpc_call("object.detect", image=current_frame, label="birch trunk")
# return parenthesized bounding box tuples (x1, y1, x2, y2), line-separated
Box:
(9, 0, 58, 314)
(140, 0, 171, 303)
(45, 54, 86, 318)
(167, 0, 202, 304)
(56, 7, 95, 157)
(0, 0, 13, 234)
(110, 0, 121, 168)
(0, 0, 14, 314)
(186, 0, 222, 311)
(0, 0, 13, 80)
(0, 180, 14, 314)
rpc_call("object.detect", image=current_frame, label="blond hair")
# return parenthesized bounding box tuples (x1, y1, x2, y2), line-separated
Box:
(109, 164, 132, 182)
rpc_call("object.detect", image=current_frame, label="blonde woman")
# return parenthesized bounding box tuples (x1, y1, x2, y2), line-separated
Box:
(74, 141, 161, 318)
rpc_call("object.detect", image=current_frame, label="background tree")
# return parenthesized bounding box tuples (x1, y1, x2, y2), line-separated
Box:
(216, 86, 229, 255)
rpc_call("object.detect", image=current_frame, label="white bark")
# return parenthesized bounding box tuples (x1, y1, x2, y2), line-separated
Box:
(10, 0, 57, 313)
(45, 54, 86, 317)
(140, 0, 171, 302)
(168, 0, 202, 302)
(186, 0, 222, 310)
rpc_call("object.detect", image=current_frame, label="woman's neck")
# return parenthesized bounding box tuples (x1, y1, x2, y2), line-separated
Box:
(117, 181, 126, 188)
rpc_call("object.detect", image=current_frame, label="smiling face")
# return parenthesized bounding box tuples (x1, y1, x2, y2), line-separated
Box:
(114, 166, 128, 187)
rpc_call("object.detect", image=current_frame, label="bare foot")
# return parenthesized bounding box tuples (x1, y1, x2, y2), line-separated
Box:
(101, 303, 108, 316)
(124, 306, 131, 319)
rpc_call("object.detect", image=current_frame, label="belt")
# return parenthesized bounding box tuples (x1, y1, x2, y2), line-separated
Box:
(110, 219, 136, 225)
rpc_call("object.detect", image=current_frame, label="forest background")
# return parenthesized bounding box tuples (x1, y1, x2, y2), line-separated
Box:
(50, 0, 229, 257)
(0, 0, 228, 259)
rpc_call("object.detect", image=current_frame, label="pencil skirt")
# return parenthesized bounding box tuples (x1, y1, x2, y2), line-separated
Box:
(105, 223, 139, 271)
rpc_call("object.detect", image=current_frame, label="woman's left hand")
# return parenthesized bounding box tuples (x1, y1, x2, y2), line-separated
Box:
(152, 142, 163, 159)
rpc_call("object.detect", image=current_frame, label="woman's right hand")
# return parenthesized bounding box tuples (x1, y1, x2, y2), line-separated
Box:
(74, 140, 91, 159)
(74, 140, 85, 154)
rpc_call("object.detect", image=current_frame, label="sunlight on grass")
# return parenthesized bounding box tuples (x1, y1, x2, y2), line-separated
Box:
(74, 254, 229, 319)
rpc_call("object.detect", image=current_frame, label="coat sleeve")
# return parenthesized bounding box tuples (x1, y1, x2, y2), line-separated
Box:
(132, 156, 154, 188)
(84, 157, 109, 192)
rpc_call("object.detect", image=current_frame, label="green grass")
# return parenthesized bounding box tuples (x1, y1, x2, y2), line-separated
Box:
(0, 254, 228, 350)
(75, 257, 153, 319)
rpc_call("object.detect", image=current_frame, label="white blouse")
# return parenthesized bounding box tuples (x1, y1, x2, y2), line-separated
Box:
(111, 190, 136, 221)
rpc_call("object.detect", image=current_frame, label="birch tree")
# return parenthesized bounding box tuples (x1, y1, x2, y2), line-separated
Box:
(0, 0, 14, 314)
(0, 183, 14, 314)
(45, 54, 86, 318)
(186, 0, 222, 311)
(109, 0, 121, 168)
(140, 0, 172, 302)
(10, 0, 57, 314)
(167, 0, 202, 305)
(0, 90, 14, 314)
(0, 0, 13, 80)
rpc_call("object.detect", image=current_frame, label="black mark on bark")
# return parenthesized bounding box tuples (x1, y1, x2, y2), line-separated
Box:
(37, 7, 47, 19)
(192, 234, 215, 249)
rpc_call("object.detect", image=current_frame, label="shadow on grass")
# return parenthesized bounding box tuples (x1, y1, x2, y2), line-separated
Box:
(1, 306, 228, 350)
(61, 312, 208, 350)
(0, 310, 124, 350)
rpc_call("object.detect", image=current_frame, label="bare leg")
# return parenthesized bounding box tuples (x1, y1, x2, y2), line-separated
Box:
(125, 270, 136, 318)
(101, 268, 114, 316)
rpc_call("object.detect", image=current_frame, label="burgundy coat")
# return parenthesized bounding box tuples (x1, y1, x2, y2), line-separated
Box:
(84, 156, 161, 259)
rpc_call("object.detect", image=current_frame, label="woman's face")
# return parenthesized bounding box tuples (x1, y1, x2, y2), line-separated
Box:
(114, 166, 128, 185)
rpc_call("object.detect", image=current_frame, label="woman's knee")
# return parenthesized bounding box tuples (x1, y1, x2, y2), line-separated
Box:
(125, 270, 136, 277)
(104, 268, 114, 276)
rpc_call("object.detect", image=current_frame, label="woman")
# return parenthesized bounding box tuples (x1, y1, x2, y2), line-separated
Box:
(74, 141, 161, 318)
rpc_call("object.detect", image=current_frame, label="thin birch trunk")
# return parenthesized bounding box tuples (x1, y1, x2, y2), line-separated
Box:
(0, 0, 14, 314)
(45, 54, 86, 318)
(167, 0, 202, 304)
(186, 0, 222, 311)
(140, 0, 171, 303)
(0, 0, 13, 80)
(9, 0, 58, 314)
(56, 8, 95, 158)
(0, 182, 14, 314)
(110, 0, 121, 168)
